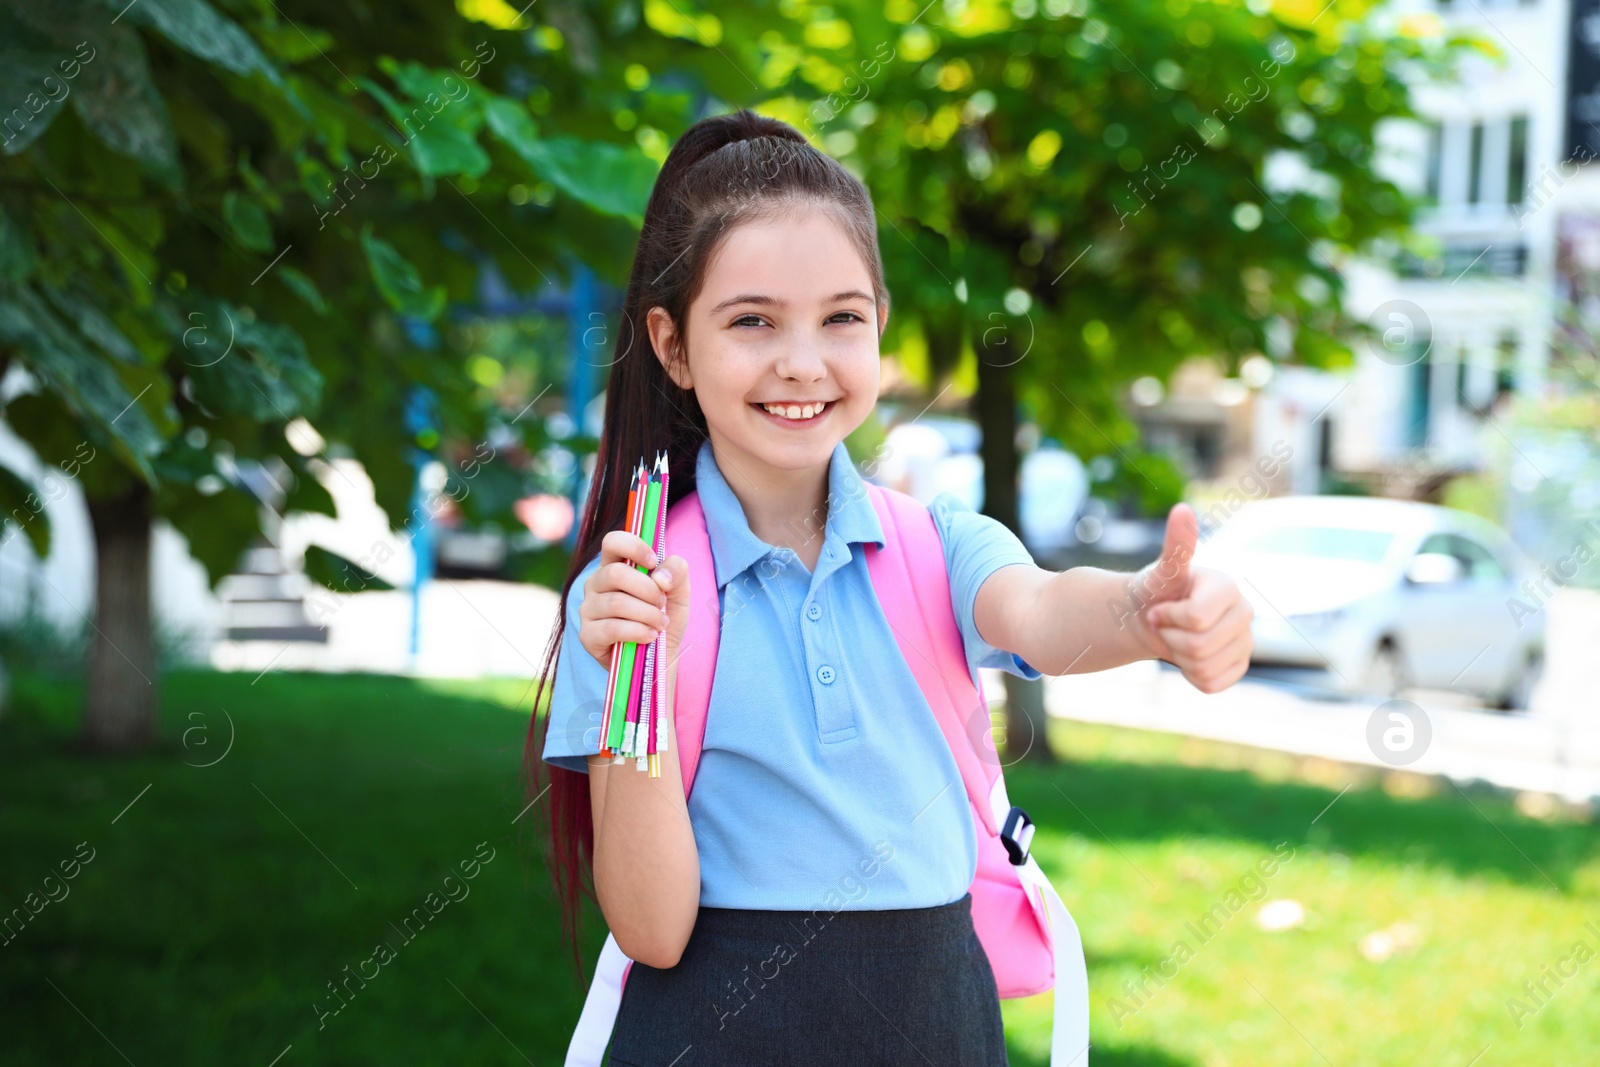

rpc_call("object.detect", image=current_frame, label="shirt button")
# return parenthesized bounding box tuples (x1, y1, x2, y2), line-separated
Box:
(806, 603, 822, 621)
(817, 664, 835, 685)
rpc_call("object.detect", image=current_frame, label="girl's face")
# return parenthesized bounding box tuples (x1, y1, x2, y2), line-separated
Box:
(650, 204, 885, 484)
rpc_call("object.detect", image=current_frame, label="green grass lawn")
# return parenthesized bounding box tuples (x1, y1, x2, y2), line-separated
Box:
(1, 670, 1596, 1066)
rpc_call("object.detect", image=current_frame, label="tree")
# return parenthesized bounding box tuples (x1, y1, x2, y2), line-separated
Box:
(0, 0, 683, 749)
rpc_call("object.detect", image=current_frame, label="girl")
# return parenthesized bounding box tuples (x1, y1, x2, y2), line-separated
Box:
(528, 109, 1253, 1066)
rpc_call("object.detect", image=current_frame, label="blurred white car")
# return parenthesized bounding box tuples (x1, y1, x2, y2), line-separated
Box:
(1194, 496, 1546, 709)
(877, 417, 1088, 557)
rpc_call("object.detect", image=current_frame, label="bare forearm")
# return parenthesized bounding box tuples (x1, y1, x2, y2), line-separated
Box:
(1004, 565, 1159, 676)
(590, 659, 700, 968)
(980, 505, 1252, 691)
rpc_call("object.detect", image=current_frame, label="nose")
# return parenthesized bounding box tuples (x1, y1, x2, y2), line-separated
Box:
(772, 327, 829, 385)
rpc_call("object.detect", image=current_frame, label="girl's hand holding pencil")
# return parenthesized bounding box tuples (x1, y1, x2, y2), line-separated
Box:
(577, 453, 689, 777)
(577, 530, 689, 673)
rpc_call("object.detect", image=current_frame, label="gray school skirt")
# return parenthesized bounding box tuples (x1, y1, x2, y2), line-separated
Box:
(605, 891, 1009, 1067)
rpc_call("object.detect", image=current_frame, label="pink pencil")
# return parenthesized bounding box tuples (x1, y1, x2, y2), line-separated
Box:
(653, 453, 671, 769)
(641, 461, 666, 765)
(622, 608, 648, 751)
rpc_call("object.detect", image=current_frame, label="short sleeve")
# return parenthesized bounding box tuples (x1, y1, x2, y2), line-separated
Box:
(541, 554, 609, 775)
(929, 491, 1044, 683)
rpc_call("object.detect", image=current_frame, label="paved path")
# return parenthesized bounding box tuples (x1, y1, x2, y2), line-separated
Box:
(1039, 662, 1600, 801)
(212, 575, 1600, 802)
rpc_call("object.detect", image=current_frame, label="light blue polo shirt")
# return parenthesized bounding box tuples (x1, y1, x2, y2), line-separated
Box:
(541, 437, 1042, 910)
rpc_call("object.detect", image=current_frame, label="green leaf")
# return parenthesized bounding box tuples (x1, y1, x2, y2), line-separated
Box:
(42, 285, 142, 364)
(255, 22, 333, 65)
(223, 190, 273, 252)
(101, 0, 279, 82)
(178, 298, 322, 421)
(276, 266, 327, 313)
(113, 360, 181, 440)
(0, 285, 164, 481)
(490, 128, 657, 222)
(155, 478, 263, 587)
(361, 227, 446, 321)
(69, 25, 179, 176)
(0, 11, 73, 156)
(483, 96, 539, 154)
(68, 203, 160, 297)
(0, 208, 38, 283)
(151, 433, 220, 486)
(379, 58, 485, 133)
(0, 463, 51, 557)
(406, 120, 491, 178)
(302, 544, 394, 593)
(283, 463, 337, 519)
(229, 67, 316, 147)
(358, 70, 489, 179)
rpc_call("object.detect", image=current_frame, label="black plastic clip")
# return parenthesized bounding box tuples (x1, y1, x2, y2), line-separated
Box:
(999, 805, 1035, 866)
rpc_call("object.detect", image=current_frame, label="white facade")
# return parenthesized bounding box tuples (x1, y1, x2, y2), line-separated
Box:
(1336, 0, 1582, 478)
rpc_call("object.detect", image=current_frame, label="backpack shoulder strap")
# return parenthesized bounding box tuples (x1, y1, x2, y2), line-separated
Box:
(861, 483, 1002, 838)
(662, 489, 719, 799)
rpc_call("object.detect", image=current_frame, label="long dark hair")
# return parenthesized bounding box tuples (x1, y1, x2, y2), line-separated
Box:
(524, 107, 890, 977)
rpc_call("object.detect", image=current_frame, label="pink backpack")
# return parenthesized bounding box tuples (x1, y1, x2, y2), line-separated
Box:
(563, 482, 1090, 1067)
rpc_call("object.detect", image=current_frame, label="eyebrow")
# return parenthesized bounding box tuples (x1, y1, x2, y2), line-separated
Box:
(708, 290, 876, 315)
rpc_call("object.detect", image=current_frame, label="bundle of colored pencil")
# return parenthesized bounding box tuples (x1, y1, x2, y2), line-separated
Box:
(598, 451, 671, 777)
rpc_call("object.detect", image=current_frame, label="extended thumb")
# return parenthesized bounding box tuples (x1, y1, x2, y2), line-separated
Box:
(1146, 502, 1198, 602)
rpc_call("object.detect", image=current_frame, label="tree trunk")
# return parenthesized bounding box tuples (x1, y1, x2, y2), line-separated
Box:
(81, 482, 158, 752)
(975, 336, 1055, 764)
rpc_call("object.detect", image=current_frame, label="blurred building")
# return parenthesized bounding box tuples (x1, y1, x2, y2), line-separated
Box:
(1137, 0, 1600, 527)
(1334, 0, 1565, 492)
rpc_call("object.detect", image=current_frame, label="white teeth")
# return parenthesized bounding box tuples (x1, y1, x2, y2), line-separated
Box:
(763, 402, 825, 420)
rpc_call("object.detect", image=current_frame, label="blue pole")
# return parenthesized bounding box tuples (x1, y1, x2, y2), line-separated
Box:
(404, 385, 439, 666)
(566, 264, 599, 550)
(408, 475, 435, 664)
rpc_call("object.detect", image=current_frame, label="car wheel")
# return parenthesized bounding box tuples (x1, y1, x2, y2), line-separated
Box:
(1499, 652, 1543, 712)
(1362, 641, 1405, 700)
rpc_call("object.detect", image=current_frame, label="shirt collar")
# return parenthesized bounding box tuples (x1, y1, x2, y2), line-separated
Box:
(693, 437, 886, 590)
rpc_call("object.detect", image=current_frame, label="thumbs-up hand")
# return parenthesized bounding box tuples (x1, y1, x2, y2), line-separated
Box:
(1129, 503, 1254, 693)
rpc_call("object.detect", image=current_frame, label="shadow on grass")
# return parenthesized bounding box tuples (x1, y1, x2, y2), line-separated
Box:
(1002, 743, 1597, 895)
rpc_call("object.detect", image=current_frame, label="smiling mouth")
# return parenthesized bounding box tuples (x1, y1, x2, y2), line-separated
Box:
(752, 400, 836, 423)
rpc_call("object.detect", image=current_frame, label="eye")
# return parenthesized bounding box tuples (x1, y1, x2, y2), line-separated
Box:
(828, 311, 866, 325)
(731, 314, 768, 329)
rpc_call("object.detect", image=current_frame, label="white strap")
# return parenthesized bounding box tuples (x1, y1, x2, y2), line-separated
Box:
(1015, 854, 1092, 1067)
(989, 773, 1091, 1067)
(563, 932, 630, 1066)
